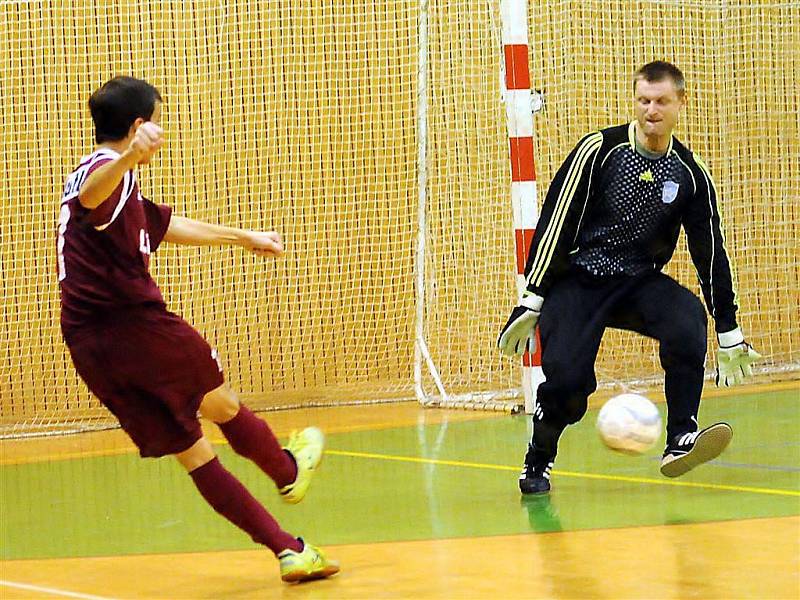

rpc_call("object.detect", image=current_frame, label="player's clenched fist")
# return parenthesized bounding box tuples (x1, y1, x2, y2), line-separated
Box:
(127, 121, 164, 164)
(242, 231, 284, 257)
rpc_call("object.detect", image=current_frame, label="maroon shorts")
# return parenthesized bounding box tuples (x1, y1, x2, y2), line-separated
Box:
(66, 307, 225, 457)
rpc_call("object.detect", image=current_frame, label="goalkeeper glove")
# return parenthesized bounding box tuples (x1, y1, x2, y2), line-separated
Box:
(716, 327, 762, 387)
(497, 293, 543, 357)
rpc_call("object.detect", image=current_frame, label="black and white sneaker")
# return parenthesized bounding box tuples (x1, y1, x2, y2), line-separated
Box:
(660, 422, 733, 478)
(519, 444, 554, 495)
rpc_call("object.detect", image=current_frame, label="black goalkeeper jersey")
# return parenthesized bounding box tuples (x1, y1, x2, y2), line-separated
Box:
(524, 122, 738, 332)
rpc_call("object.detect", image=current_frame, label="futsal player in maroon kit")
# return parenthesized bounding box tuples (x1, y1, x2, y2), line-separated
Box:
(57, 76, 339, 583)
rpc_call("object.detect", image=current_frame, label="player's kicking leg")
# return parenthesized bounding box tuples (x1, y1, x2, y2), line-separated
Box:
(278, 426, 325, 504)
(177, 436, 339, 582)
(200, 384, 324, 503)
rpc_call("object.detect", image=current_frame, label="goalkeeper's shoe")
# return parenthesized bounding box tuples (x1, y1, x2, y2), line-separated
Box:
(660, 423, 732, 478)
(278, 540, 340, 583)
(280, 427, 324, 504)
(519, 443, 554, 495)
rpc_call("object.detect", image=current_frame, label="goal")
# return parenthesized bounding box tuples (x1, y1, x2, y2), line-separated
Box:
(1, 0, 797, 437)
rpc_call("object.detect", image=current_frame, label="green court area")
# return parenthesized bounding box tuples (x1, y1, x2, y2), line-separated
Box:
(2, 389, 798, 560)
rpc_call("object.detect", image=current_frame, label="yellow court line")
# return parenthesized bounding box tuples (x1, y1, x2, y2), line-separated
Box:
(8, 446, 798, 498)
(325, 449, 800, 498)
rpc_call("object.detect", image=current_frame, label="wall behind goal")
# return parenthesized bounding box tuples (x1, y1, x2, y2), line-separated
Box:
(1, 0, 797, 435)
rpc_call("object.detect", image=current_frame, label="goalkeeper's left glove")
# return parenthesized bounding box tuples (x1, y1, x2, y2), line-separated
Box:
(497, 293, 543, 357)
(716, 327, 762, 387)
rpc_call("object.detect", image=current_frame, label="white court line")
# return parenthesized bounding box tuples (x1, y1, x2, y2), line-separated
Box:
(0, 580, 117, 600)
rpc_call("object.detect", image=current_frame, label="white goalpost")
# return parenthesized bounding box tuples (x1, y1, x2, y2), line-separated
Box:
(414, 0, 543, 413)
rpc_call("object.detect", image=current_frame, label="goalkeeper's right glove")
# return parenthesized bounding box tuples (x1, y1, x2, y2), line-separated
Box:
(497, 293, 543, 357)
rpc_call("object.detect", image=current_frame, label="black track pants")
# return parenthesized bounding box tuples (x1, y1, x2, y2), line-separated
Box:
(533, 269, 708, 454)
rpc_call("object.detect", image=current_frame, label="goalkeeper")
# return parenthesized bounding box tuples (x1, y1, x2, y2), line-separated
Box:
(497, 61, 761, 495)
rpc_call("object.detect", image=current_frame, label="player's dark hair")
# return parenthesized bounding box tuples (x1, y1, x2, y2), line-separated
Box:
(634, 61, 685, 96)
(88, 76, 162, 143)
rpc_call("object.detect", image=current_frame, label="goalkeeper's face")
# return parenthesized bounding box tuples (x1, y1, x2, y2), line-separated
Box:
(634, 79, 685, 140)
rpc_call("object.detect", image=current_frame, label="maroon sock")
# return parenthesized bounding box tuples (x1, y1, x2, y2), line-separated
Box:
(189, 457, 302, 555)
(218, 405, 298, 488)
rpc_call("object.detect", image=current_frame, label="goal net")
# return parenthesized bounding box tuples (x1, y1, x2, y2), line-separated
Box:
(1, 0, 797, 436)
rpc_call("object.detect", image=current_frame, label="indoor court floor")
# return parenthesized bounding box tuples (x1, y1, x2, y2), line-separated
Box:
(1, 383, 798, 599)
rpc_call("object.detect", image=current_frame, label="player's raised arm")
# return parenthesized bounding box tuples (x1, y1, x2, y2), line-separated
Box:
(163, 216, 284, 257)
(79, 121, 164, 209)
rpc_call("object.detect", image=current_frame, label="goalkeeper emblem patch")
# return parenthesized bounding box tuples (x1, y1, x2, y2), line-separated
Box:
(662, 180, 679, 204)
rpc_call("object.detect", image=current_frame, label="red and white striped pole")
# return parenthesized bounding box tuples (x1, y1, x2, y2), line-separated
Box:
(500, 0, 544, 414)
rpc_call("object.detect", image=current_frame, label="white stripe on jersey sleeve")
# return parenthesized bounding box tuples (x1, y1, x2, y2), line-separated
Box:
(94, 170, 135, 231)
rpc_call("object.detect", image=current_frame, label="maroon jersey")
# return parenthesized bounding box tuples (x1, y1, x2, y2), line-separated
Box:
(57, 149, 172, 339)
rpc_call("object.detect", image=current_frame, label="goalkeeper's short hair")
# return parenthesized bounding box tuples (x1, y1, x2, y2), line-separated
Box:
(634, 61, 685, 96)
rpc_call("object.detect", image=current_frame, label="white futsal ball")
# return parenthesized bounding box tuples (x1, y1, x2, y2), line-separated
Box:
(596, 393, 662, 454)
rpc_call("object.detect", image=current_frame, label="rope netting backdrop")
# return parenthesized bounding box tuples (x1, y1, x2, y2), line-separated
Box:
(1, 0, 796, 435)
